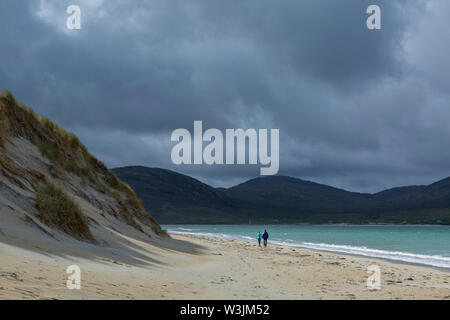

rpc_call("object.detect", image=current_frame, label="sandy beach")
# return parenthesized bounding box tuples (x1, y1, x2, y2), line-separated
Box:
(0, 232, 449, 300)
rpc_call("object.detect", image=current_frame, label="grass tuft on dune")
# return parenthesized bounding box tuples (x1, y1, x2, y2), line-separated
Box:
(35, 182, 95, 242)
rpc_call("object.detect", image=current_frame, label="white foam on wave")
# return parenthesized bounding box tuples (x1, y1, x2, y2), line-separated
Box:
(170, 230, 235, 239)
(175, 228, 194, 231)
(271, 240, 450, 269)
(168, 229, 450, 269)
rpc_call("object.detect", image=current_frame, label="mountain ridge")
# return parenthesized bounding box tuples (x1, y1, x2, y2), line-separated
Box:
(113, 166, 450, 225)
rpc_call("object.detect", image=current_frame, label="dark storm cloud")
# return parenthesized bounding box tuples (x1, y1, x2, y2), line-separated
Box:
(0, 0, 408, 131)
(1, 0, 449, 192)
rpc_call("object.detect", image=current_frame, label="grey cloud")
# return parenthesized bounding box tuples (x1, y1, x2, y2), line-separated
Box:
(1, 0, 449, 193)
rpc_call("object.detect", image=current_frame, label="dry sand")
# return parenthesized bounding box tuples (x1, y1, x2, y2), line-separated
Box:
(1, 232, 449, 300)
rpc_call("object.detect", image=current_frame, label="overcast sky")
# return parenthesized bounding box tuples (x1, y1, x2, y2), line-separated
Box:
(1, 0, 450, 192)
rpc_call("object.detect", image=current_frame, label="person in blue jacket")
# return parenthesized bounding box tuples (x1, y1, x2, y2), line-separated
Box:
(262, 230, 269, 247)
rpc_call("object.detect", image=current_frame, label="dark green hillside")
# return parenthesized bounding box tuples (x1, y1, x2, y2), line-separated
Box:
(112, 166, 237, 223)
(114, 166, 450, 225)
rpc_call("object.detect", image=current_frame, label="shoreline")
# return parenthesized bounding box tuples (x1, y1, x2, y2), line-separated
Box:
(171, 233, 450, 273)
(167, 230, 450, 272)
(1, 232, 449, 299)
(171, 233, 450, 299)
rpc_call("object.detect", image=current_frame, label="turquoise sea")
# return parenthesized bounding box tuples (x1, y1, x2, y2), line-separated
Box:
(164, 225, 450, 269)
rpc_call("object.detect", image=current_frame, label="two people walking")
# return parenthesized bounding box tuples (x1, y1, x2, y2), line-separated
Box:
(256, 229, 269, 247)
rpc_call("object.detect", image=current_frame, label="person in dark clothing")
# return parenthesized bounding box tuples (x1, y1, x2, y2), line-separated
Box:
(262, 230, 269, 247)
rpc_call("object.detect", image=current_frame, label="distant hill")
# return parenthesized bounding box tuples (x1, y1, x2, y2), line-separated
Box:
(223, 176, 380, 216)
(112, 166, 236, 223)
(373, 185, 426, 202)
(114, 166, 450, 225)
(375, 177, 450, 210)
